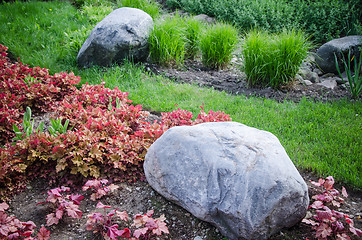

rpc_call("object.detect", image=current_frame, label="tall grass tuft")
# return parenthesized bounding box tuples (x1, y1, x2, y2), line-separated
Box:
(242, 29, 312, 88)
(200, 22, 238, 70)
(117, 0, 161, 19)
(148, 15, 187, 66)
(184, 17, 203, 60)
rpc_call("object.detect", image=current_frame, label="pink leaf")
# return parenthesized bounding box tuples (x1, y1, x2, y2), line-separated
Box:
(108, 184, 119, 192)
(96, 201, 111, 209)
(36, 226, 51, 240)
(311, 200, 324, 209)
(324, 176, 335, 190)
(316, 209, 333, 221)
(65, 202, 82, 219)
(107, 209, 118, 217)
(145, 218, 157, 230)
(341, 186, 348, 198)
(311, 178, 325, 187)
(55, 208, 63, 219)
(116, 211, 128, 222)
(350, 226, 362, 237)
(133, 227, 148, 238)
(152, 219, 169, 236)
(0, 202, 9, 212)
(46, 213, 59, 226)
(336, 233, 351, 240)
(315, 223, 332, 239)
(69, 194, 84, 205)
(145, 210, 154, 217)
(107, 224, 120, 240)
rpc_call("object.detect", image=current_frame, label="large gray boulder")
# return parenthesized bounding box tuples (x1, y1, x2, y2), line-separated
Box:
(77, 7, 153, 68)
(316, 35, 362, 74)
(144, 122, 309, 240)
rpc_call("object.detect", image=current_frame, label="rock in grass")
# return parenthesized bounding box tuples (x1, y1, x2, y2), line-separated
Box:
(144, 122, 309, 240)
(316, 35, 362, 74)
(77, 7, 153, 68)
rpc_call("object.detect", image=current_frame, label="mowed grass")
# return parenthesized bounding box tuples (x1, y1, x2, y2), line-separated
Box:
(0, 1, 361, 189)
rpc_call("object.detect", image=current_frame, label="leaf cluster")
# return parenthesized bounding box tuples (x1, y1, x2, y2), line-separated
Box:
(12, 107, 44, 143)
(0, 44, 80, 145)
(0, 43, 231, 201)
(86, 205, 169, 240)
(37, 186, 84, 226)
(303, 176, 362, 240)
(0, 202, 51, 240)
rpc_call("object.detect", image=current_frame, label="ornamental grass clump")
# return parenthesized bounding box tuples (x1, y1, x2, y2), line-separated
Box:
(200, 22, 239, 70)
(184, 17, 203, 60)
(242, 29, 312, 88)
(149, 15, 187, 66)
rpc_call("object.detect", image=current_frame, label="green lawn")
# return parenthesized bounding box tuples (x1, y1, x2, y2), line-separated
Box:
(0, 0, 361, 189)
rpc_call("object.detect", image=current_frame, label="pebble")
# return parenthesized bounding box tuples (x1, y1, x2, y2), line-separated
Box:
(194, 236, 203, 240)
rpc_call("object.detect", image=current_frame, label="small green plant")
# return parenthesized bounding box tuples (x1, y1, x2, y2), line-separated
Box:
(117, 0, 160, 19)
(12, 107, 44, 142)
(22, 75, 41, 86)
(335, 50, 362, 99)
(149, 15, 187, 66)
(49, 118, 73, 137)
(108, 96, 122, 111)
(242, 29, 312, 88)
(184, 17, 203, 60)
(200, 22, 238, 70)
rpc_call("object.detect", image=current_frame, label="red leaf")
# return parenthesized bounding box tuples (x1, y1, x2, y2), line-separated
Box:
(316, 208, 333, 221)
(65, 202, 82, 219)
(119, 228, 131, 238)
(69, 194, 84, 205)
(107, 224, 121, 240)
(36, 226, 51, 240)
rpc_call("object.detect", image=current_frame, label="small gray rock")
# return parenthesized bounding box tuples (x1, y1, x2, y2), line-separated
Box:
(144, 122, 309, 240)
(303, 80, 313, 86)
(318, 79, 338, 89)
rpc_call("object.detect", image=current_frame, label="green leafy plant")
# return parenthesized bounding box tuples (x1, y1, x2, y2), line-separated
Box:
(200, 22, 238, 70)
(49, 118, 73, 137)
(335, 50, 362, 99)
(22, 75, 41, 86)
(242, 29, 312, 88)
(166, 0, 361, 43)
(149, 14, 187, 66)
(12, 107, 44, 142)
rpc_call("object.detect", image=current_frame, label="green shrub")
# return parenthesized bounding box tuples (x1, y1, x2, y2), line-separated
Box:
(242, 29, 312, 88)
(184, 17, 203, 60)
(148, 15, 187, 66)
(117, 0, 161, 19)
(200, 22, 239, 70)
(167, 0, 361, 43)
